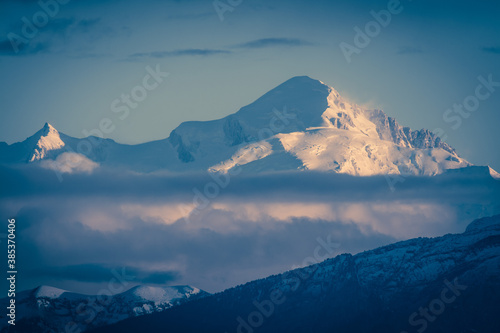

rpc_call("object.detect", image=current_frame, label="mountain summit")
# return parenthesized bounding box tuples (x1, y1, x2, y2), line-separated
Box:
(0, 76, 488, 176)
(0, 122, 66, 164)
(205, 76, 468, 175)
(27, 122, 65, 162)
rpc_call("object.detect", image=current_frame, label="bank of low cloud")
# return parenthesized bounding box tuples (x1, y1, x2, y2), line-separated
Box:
(0, 165, 498, 294)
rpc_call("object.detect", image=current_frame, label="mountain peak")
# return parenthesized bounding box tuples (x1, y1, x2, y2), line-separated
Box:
(28, 122, 65, 162)
(4, 284, 209, 332)
(285, 75, 322, 83)
(0, 79, 477, 175)
(41, 122, 57, 135)
(465, 214, 500, 234)
(276, 75, 329, 91)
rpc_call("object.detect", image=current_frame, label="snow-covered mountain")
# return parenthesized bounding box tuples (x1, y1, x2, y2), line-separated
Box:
(0, 285, 208, 333)
(0, 123, 64, 163)
(207, 76, 469, 175)
(1, 76, 496, 176)
(90, 215, 500, 333)
(26, 123, 65, 162)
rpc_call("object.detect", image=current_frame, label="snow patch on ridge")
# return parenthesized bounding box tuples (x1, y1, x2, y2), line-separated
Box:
(35, 286, 67, 299)
(209, 141, 273, 173)
(127, 286, 184, 304)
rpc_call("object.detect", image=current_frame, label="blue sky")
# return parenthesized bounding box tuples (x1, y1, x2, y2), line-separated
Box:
(1, 0, 499, 170)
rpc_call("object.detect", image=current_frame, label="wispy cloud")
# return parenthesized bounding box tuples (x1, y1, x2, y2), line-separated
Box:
(0, 17, 103, 56)
(129, 48, 231, 59)
(235, 38, 312, 49)
(481, 46, 500, 54)
(397, 46, 424, 55)
(126, 38, 311, 60)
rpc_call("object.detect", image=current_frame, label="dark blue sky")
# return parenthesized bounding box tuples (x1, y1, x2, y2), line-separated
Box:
(1, 0, 499, 169)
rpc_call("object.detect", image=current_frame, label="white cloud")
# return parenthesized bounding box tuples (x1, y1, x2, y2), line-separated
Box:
(41, 152, 99, 174)
(121, 203, 196, 225)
